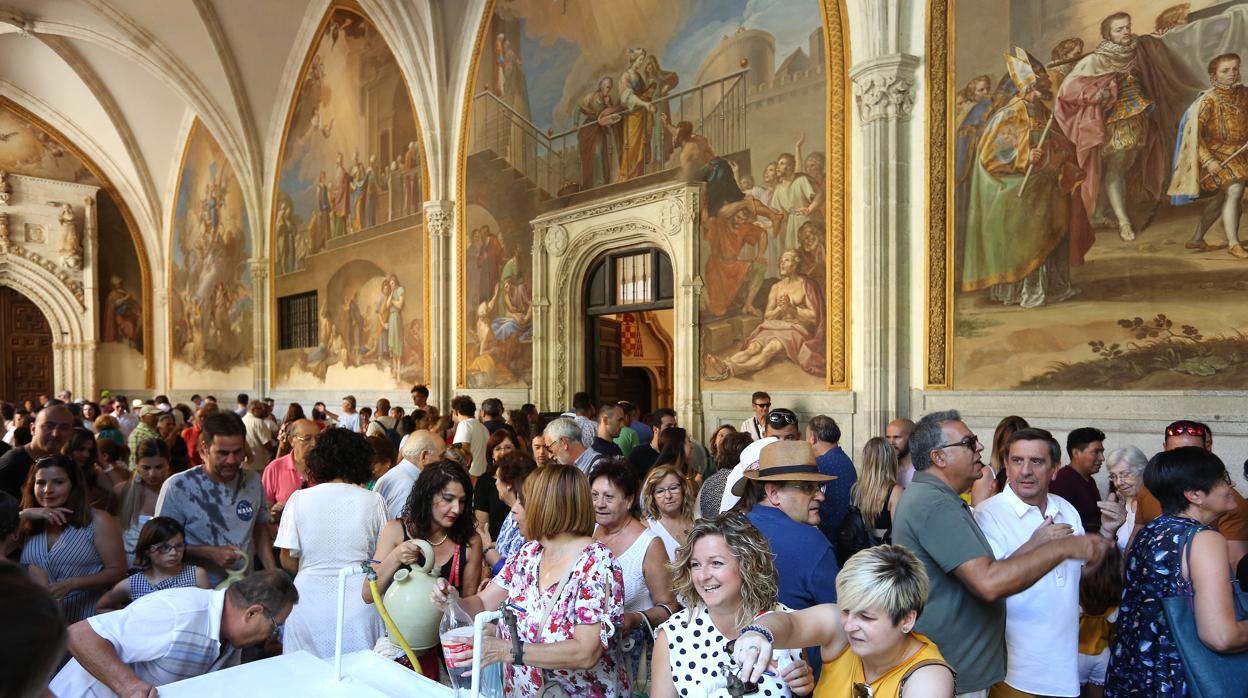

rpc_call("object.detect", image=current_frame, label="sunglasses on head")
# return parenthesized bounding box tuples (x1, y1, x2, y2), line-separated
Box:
(1166, 424, 1208, 438)
(852, 682, 875, 698)
(766, 410, 797, 426)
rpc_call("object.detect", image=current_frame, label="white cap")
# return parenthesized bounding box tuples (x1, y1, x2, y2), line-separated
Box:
(719, 436, 779, 513)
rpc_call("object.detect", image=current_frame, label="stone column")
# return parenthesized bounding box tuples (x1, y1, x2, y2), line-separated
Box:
(423, 200, 454, 411)
(248, 258, 269, 396)
(849, 49, 919, 435)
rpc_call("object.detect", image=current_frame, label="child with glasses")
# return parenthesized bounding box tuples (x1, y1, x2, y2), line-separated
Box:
(97, 516, 209, 611)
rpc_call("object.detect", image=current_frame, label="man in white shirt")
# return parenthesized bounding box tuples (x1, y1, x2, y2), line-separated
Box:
(51, 571, 298, 697)
(332, 395, 363, 433)
(242, 400, 275, 471)
(545, 417, 603, 475)
(974, 428, 1125, 698)
(450, 395, 489, 477)
(375, 430, 445, 518)
(738, 391, 771, 441)
(116, 397, 139, 436)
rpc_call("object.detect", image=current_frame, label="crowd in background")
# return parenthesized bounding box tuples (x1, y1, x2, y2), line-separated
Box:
(3, 386, 1248, 698)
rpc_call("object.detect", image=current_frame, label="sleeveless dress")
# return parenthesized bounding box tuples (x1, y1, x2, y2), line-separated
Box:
(1104, 514, 1211, 697)
(127, 564, 202, 601)
(20, 516, 104, 624)
(660, 605, 799, 698)
(814, 632, 949, 698)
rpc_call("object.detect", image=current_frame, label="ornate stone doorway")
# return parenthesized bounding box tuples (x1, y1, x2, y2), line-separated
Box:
(530, 181, 703, 436)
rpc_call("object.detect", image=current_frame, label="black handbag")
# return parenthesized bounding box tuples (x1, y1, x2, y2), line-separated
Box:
(1160, 524, 1248, 698)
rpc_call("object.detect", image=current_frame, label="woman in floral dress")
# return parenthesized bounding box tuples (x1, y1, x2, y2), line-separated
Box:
(432, 463, 628, 697)
(1105, 447, 1248, 697)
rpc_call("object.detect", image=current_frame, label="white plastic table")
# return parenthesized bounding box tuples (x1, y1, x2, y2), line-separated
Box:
(158, 649, 454, 697)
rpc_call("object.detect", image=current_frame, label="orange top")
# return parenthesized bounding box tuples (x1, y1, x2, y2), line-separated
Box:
(1078, 606, 1118, 655)
(815, 633, 950, 698)
(1135, 485, 1248, 540)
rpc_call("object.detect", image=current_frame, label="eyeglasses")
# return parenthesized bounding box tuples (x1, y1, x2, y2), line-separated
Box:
(150, 542, 185, 555)
(852, 682, 875, 698)
(290, 434, 316, 444)
(753, 402, 771, 410)
(765, 410, 797, 426)
(264, 610, 282, 640)
(653, 485, 682, 498)
(1166, 424, 1208, 438)
(783, 481, 824, 495)
(935, 434, 979, 451)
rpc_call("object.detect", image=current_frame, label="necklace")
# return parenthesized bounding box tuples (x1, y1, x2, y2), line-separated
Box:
(429, 533, 449, 546)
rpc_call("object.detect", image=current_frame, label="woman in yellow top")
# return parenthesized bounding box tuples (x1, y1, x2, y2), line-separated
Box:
(730, 545, 954, 697)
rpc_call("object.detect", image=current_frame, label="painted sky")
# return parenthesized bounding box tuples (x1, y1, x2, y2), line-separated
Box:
(509, 0, 821, 132)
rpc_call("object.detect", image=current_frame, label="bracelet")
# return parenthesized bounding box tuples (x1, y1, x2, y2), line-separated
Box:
(739, 623, 774, 646)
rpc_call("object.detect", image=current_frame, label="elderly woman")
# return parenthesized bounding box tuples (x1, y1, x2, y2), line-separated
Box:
(1104, 447, 1248, 696)
(651, 512, 814, 697)
(642, 463, 695, 560)
(18, 455, 127, 623)
(1105, 446, 1147, 551)
(730, 545, 953, 697)
(590, 459, 678, 689)
(484, 451, 538, 576)
(431, 463, 628, 697)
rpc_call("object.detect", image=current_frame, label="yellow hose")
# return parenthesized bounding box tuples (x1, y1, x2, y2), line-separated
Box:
(370, 578, 423, 675)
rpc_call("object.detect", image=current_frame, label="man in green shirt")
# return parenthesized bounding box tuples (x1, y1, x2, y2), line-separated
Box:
(613, 401, 640, 457)
(892, 409, 1110, 697)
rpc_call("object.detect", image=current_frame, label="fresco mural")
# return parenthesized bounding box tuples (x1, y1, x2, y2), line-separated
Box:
(0, 102, 147, 389)
(271, 6, 425, 390)
(937, 0, 1248, 390)
(463, 0, 834, 391)
(169, 120, 252, 387)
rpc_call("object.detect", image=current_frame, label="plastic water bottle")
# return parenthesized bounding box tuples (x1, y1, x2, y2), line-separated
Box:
(439, 591, 474, 694)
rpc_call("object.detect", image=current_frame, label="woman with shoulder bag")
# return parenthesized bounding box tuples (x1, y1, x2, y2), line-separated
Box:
(1104, 447, 1248, 697)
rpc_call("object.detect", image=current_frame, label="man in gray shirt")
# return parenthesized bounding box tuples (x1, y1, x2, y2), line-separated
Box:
(892, 409, 1111, 697)
(157, 412, 275, 586)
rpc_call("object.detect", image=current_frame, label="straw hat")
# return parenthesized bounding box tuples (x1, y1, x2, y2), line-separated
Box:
(731, 441, 834, 497)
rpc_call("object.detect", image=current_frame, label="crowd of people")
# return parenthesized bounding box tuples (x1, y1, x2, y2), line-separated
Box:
(3, 386, 1248, 698)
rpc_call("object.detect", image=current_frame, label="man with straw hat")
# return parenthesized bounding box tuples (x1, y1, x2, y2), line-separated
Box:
(737, 440, 839, 612)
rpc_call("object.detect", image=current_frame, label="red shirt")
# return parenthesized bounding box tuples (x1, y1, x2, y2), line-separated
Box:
(1050, 465, 1102, 534)
(262, 453, 305, 507)
(181, 426, 202, 466)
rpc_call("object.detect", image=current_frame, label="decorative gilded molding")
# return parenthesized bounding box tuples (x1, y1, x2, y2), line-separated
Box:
(924, 0, 953, 388)
(850, 55, 918, 124)
(0, 242, 86, 307)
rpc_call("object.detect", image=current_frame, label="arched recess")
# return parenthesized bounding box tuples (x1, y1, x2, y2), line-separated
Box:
(0, 256, 93, 398)
(265, 1, 432, 390)
(0, 96, 153, 388)
(531, 182, 704, 437)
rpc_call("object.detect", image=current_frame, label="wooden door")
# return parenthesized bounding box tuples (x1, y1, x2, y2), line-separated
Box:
(590, 316, 622, 407)
(0, 287, 53, 404)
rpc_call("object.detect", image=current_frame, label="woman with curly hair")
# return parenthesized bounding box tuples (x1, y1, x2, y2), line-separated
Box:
(367, 459, 482, 675)
(650, 512, 814, 698)
(275, 428, 388, 658)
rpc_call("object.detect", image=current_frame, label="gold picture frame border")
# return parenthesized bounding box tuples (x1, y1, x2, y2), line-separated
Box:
(924, 0, 954, 389)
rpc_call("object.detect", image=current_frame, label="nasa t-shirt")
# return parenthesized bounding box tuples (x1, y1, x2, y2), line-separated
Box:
(156, 466, 271, 586)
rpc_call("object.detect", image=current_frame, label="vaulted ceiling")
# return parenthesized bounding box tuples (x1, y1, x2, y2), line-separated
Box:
(0, 0, 484, 279)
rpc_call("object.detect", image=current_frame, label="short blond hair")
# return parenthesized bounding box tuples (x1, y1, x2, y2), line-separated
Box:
(835, 545, 929, 625)
(641, 464, 695, 521)
(522, 463, 594, 540)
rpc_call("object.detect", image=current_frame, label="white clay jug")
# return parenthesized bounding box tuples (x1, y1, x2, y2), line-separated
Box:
(380, 538, 442, 650)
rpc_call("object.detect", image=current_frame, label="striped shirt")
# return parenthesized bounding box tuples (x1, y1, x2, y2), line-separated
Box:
(128, 564, 202, 601)
(50, 588, 240, 696)
(21, 514, 104, 624)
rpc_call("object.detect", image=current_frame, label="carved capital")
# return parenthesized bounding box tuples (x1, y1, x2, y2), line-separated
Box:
(422, 200, 454, 238)
(849, 54, 920, 124)
(248, 258, 269, 282)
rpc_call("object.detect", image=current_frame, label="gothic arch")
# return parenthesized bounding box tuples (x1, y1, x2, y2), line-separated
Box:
(0, 255, 94, 397)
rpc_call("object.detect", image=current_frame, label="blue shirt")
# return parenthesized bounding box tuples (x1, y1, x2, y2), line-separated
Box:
(815, 446, 857, 543)
(745, 505, 839, 610)
(630, 420, 653, 447)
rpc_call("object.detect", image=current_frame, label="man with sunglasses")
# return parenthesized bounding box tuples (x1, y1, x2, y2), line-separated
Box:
(718, 408, 802, 512)
(739, 391, 771, 441)
(1128, 420, 1248, 564)
(51, 570, 298, 697)
(893, 410, 1112, 698)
